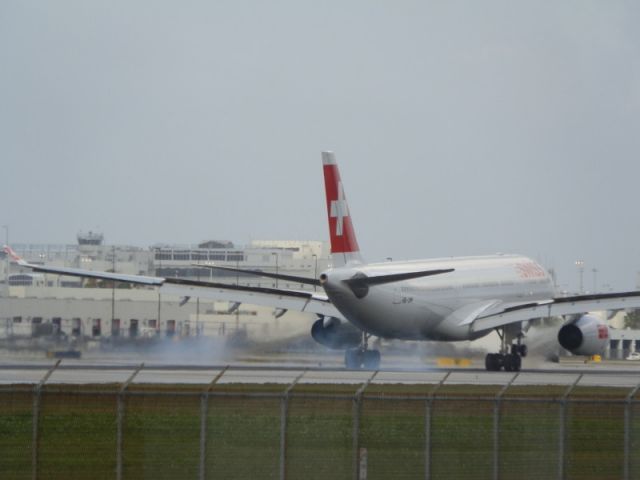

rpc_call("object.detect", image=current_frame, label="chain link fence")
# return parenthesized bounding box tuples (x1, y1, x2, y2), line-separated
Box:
(1, 365, 639, 480)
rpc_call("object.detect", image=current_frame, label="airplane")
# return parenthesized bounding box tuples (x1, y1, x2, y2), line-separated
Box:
(6, 151, 640, 371)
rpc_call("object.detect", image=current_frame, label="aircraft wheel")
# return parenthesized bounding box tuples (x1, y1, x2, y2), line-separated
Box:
(504, 353, 521, 372)
(512, 353, 522, 371)
(345, 348, 363, 369)
(511, 344, 528, 358)
(504, 355, 513, 372)
(485, 353, 503, 371)
(362, 350, 381, 370)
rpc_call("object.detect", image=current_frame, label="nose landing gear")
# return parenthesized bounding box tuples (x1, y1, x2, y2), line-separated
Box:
(345, 332, 381, 370)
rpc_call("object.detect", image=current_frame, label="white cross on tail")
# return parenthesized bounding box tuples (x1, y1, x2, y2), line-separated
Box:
(330, 181, 349, 236)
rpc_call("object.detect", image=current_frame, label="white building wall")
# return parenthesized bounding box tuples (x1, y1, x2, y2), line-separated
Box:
(0, 239, 327, 344)
(0, 287, 314, 342)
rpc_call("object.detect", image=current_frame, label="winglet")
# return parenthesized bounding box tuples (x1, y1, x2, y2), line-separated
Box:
(3, 245, 28, 266)
(322, 151, 363, 266)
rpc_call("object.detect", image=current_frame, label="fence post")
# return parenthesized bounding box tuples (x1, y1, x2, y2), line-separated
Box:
(352, 370, 378, 480)
(279, 396, 287, 480)
(352, 395, 361, 480)
(199, 366, 229, 480)
(198, 365, 229, 480)
(624, 380, 640, 480)
(199, 394, 207, 480)
(558, 373, 582, 480)
(31, 360, 61, 480)
(425, 399, 431, 480)
(493, 372, 519, 480)
(425, 371, 450, 480)
(116, 363, 144, 480)
(279, 370, 307, 480)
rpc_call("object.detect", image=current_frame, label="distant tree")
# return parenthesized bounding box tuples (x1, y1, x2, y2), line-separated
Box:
(623, 310, 640, 329)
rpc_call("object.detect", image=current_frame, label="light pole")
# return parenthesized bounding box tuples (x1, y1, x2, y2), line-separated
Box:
(196, 267, 200, 336)
(312, 254, 318, 292)
(575, 260, 585, 294)
(592, 268, 598, 293)
(111, 245, 116, 334)
(2, 225, 8, 296)
(156, 247, 162, 335)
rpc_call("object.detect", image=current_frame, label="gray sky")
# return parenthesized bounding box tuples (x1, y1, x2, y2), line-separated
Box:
(1, 1, 639, 292)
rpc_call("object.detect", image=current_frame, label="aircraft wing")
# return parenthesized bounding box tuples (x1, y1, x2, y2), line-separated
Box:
(160, 278, 341, 318)
(3, 246, 343, 320)
(471, 291, 640, 332)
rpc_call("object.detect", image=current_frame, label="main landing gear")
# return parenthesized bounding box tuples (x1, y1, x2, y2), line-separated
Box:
(485, 329, 528, 372)
(345, 332, 381, 370)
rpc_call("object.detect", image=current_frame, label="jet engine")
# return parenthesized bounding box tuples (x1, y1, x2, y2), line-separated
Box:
(311, 317, 361, 349)
(557, 314, 609, 356)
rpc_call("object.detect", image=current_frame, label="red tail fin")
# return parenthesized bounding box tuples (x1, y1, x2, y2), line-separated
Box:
(322, 152, 363, 266)
(3, 245, 27, 266)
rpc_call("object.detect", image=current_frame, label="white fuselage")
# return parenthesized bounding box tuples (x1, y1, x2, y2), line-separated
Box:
(321, 254, 555, 341)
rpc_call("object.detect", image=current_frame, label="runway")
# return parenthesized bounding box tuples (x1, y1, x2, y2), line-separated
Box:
(1, 358, 639, 388)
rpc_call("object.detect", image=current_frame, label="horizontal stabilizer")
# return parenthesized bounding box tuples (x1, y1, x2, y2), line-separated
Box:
(342, 268, 454, 298)
(345, 268, 454, 288)
(194, 264, 320, 286)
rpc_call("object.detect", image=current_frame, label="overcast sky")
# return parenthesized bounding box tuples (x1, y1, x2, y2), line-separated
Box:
(1, 1, 639, 291)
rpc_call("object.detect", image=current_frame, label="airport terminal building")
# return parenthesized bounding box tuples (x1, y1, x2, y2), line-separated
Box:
(0, 233, 329, 345)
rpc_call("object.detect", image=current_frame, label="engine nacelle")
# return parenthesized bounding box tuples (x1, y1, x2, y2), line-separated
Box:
(557, 314, 609, 356)
(311, 317, 361, 350)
